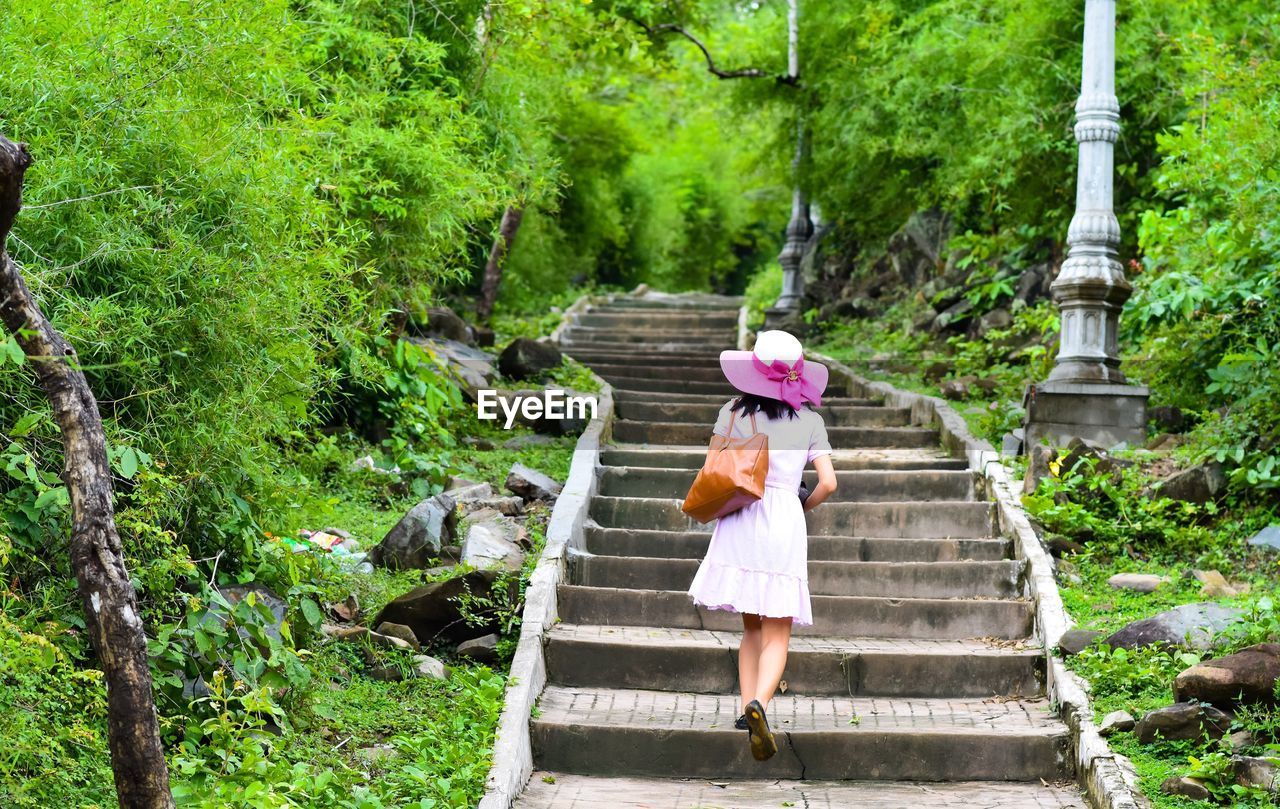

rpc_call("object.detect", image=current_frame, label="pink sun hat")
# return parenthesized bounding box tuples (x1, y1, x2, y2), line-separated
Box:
(720, 330, 828, 409)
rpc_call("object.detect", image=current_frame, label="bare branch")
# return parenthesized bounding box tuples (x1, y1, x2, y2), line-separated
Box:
(630, 19, 798, 85)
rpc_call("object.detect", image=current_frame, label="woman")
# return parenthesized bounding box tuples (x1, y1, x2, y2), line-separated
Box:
(687, 329, 838, 763)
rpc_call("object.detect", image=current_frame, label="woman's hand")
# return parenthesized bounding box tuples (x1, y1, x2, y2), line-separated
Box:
(803, 455, 837, 512)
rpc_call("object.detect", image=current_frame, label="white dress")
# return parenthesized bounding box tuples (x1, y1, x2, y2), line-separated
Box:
(686, 401, 832, 626)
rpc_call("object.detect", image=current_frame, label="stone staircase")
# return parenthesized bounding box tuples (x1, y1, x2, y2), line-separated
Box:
(514, 294, 1086, 807)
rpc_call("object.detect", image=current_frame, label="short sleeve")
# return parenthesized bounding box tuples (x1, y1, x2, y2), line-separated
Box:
(712, 400, 736, 437)
(807, 415, 832, 463)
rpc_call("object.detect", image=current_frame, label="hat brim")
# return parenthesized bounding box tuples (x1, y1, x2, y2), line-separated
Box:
(719, 350, 829, 406)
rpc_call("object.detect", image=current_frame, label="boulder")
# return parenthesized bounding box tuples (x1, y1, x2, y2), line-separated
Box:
(1150, 462, 1227, 504)
(1013, 263, 1050, 305)
(1135, 702, 1232, 744)
(461, 512, 525, 572)
(1097, 710, 1136, 737)
(374, 622, 421, 651)
(1248, 525, 1280, 553)
(976, 308, 1012, 337)
(498, 337, 563, 381)
(1234, 756, 1279, 792)
(940, 378, 970, 401)
(887, 208, 951, 287)
(1148, 405, 1187, 434)
(1060, 437, 1130, 480)
(506, 463, 563, 501)
(415, 337, 498, 400)
(1058, 629, 1104, 656)
(422, 307, 471, 343)
(1193, 568, 1247, 598)
(923, 361, 954, 382)
(373, 569, 510, 644)
(502, 434, 559, 450)
(1230, 730, 1258, 752)
(1107, 573, 1169, 593)
(931, 298, 974, 332)
(456, 633, 500, 664)
(1173, 643, 1280, 708)
(444, 481, 493, 503)
(367, 493, 457, 570)
(1105, 602, 1245, 652)
(215, 584, 288, 644)
(1000, 429, 1023, 458)
(1159, 776, 1210, 801)
(472, 325, 496, 347)
(412, 654, 449, 681)
(459, 496, 525, 517)
(328, 625, 414, 651)
(1045, 534, 1087, 557)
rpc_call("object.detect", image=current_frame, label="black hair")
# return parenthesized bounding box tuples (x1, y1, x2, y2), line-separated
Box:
(730, 393, 802, 421)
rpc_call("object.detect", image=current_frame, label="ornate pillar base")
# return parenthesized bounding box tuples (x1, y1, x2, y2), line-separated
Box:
(763, 305, 798, 330)
(1023, 380, 1149, 450)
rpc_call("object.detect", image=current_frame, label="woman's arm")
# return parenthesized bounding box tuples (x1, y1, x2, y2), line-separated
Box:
(803, 455, 837, 512)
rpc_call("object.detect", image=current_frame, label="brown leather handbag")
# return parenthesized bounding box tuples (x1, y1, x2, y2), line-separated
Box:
(681, 410, 769, 524)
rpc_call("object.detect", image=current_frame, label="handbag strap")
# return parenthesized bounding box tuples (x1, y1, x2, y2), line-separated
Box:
(724, 408, 760, 437)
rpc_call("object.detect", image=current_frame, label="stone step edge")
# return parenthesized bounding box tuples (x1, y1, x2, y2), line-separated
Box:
(808, 350, 1140, 808)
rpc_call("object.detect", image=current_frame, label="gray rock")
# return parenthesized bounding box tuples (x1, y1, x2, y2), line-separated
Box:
(1107, 573, 1169, 593)
(1058, 629, 1104, 656)
(413, 337, 497, 400)
(373, 569, 510, 644)
(328, 625, 414, 651)
(1230, 730, 1258, 752)
(460, 495, 525, 517)
(367, 493, 457, 570)
(1135, 702, 1232, 744)
(373, 622, 421, 651)
(932, 298, 974, 332)
(215, 584, 287, 643)
(506, 463, 563, 501)
(422, 307, 471, 343)
(1045, 534, 1087, 557)
(1097, 710, 1136, 737)
(976, 308, 1012, 337)
(1159, 776, 1210, 800)
(1013, 263, 1049, 305)
(1249, 525, 1280, 552)
(498, 337, 563, 381)
(1148, 405, 1187, 434)
(1000, 429, 1023, 459)
(1151, 462, 1227, 504)
(940, 379, 970, 401)
(1105, 602, 1246, 652)
(502, 434, 558, 450)
(456, 633, 500, 664)
(461, 513, 525, 572)
(411, 654, 449, 681)
(445, 482, 495, 503)
(1235, 756, 1279, 791)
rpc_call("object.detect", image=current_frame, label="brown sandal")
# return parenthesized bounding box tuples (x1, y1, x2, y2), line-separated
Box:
(744, 699, 777, 761)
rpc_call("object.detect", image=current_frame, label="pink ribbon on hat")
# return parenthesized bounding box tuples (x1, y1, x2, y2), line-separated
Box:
(751, 355, 823, 409)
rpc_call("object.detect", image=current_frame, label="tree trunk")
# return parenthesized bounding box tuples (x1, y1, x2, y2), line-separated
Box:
(0, 136, 175, 808)
(476, 204, 524, 322)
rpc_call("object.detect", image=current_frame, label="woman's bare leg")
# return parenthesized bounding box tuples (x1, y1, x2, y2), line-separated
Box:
(738, 613, 763, 713)
(754, 616, 793, 708)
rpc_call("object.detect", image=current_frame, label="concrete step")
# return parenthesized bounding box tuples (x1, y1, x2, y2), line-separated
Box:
(559, 336, 730, 355)
(562, 349, 726, 369)
(583, 526, 1014, 562)
(531, 687, 1070, 781)
(572, 557, 1024, 599)
(557, 586, 1034, 640)
(589, 497, 996, 538)
(600, 447, 968, 471)
(576, 311, 740, 329)
(595, 375, 744, 395)
(594, 298, 740, 311)
(598, 467, 976, 502)
(515, 772, 1086, 809)
(589, 364, 730, 384)
(615, 397, 911, 426)
(611, 389, 873, 407)
(612, 420, 940, 448)
(545, 625, 1045, 698)
(561, 326, 737, 344)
